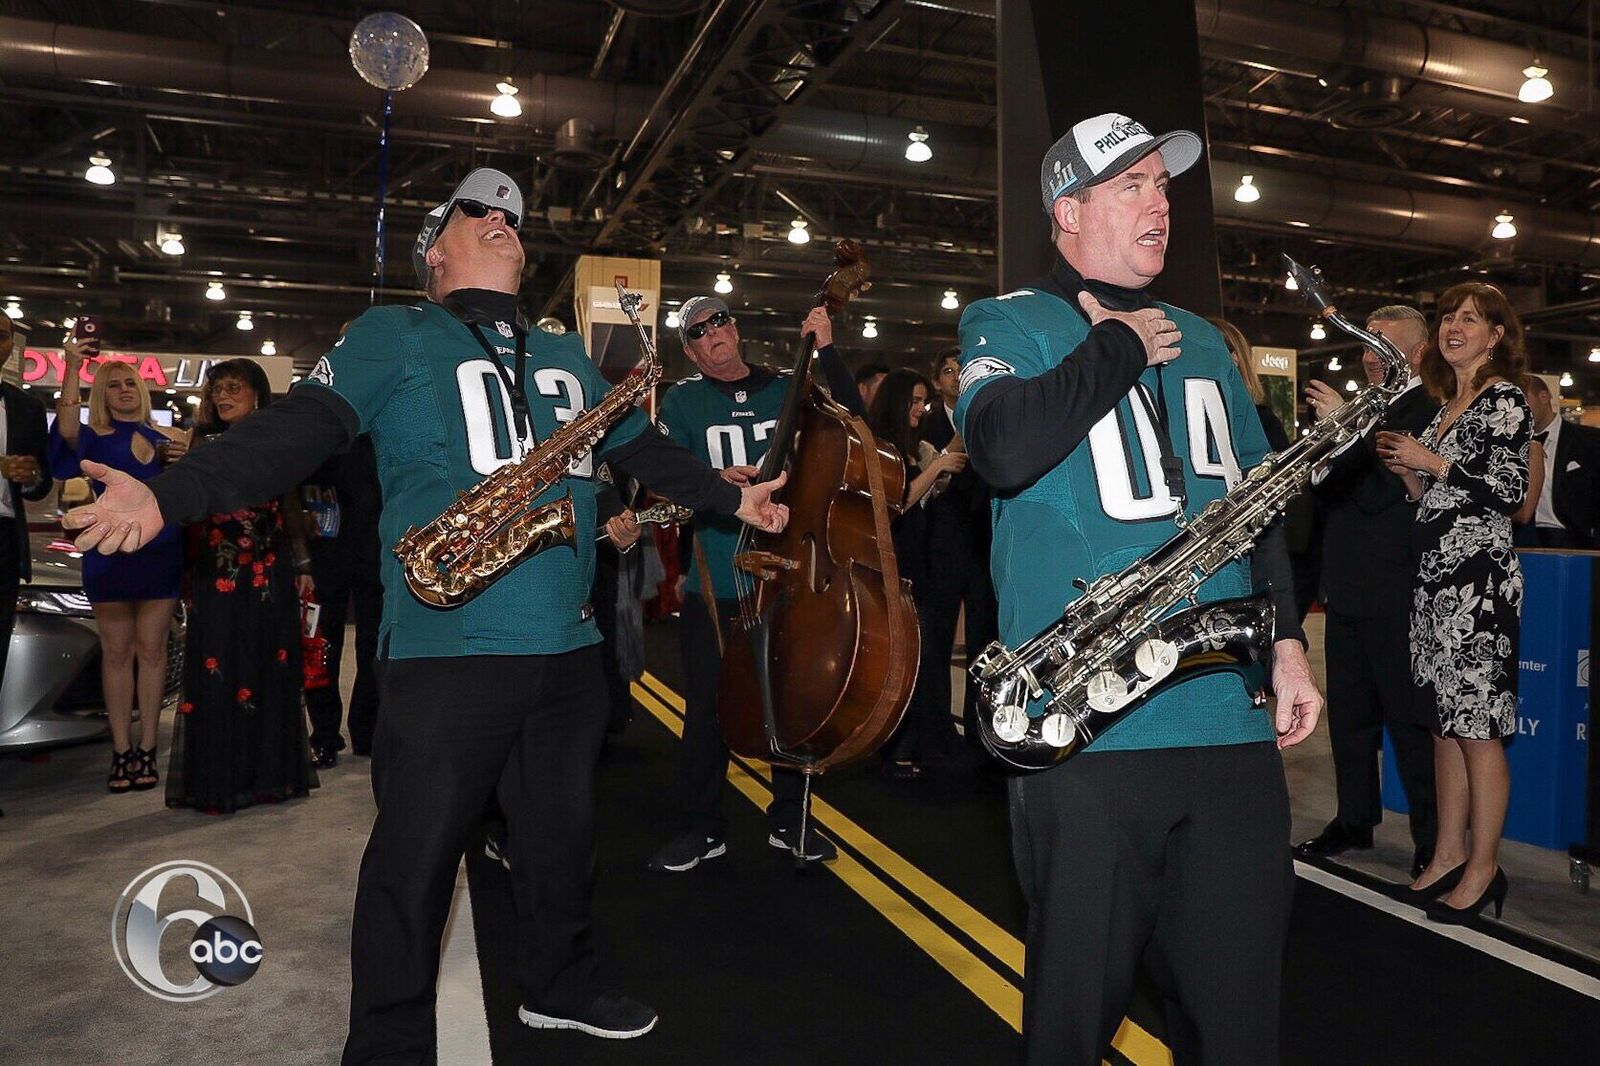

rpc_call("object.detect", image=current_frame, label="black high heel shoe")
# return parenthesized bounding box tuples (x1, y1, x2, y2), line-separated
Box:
(130, 747, 160, 791)
(1426, 868, 1508, 924)
(107, 748, 134, 793)
(1394, 863, 1466, 907)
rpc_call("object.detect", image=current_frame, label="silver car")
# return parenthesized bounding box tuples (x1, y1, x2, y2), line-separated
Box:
(0, 531, 185, 751)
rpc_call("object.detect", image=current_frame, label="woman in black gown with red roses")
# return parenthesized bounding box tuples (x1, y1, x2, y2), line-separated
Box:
(167, 359, 319, 813)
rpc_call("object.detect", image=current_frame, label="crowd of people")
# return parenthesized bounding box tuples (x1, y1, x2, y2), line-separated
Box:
(23, 106, 1594, 1064)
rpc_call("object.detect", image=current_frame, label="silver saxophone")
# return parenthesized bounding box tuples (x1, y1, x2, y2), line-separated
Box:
(970, 254, 1411, 771)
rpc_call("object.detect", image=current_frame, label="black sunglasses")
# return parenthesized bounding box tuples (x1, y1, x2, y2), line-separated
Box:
(450, 198, 521, 230)
(685, 310, 733, 341)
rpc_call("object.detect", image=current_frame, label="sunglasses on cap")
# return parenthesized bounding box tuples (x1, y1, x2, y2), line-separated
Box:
(449, 198, 521, 230)
(685, 310, 733, 341)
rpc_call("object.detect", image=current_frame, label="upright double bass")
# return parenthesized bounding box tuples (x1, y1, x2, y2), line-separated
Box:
(716, 241, 920, 775)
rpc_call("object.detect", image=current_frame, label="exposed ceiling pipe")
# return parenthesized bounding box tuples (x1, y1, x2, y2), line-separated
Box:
(1211, 159, 1600, 268)
(1195, 0, 1598, 136)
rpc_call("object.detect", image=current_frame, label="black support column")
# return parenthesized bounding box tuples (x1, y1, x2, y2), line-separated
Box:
(996, 0, 1222, 316)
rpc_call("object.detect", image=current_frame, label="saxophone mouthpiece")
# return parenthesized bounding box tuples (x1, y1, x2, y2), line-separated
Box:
(1281, 253, 1336, 316)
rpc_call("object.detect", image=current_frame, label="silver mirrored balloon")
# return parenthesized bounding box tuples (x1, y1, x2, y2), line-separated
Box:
(349, 13, 430, 92)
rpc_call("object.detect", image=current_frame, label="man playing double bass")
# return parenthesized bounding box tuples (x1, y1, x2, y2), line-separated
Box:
(953, 113, 1322, 1064)
(648, 295, 862, 872)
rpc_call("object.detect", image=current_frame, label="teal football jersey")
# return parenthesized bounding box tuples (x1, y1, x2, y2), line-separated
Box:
(953, 287, 1275, 751)
(657, 368, 788, 599)
(297, 301, 648, 659)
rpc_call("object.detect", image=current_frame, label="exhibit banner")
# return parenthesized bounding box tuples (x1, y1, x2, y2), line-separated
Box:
(11, 348, 299, 394)
(1253, 345, 1297, 439)
(573, 255, 659, 381)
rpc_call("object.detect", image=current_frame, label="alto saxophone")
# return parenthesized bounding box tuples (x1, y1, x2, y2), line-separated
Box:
(395, 283, 662, 607)
(970, 255, 1410, 771)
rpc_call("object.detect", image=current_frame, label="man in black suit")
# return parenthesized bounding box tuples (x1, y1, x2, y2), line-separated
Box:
(1522, 375, 1600, 550)
(918, 348, 998, 753)
(0, 316, 54, 687)
(1296, 306, 1439, 876)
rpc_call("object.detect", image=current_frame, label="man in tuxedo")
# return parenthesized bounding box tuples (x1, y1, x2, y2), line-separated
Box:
(1297, 305, 1439, 876)
(0, 316, 53, 687)
(918, 348, 998, 751)
(1522, 375, 1600, 549)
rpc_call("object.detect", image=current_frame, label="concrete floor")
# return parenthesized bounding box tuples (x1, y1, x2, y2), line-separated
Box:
(2, 615, 1597, 1066)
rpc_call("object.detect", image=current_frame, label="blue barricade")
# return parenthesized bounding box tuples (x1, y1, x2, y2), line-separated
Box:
(1382, 550, 1591, 850)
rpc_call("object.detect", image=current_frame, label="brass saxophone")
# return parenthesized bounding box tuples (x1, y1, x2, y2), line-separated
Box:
(969, 255, 1409, 771)
(395, 283, 662, 607)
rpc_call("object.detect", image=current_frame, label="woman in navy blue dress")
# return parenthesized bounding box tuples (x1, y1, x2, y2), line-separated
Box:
(52, 341, 187, 792)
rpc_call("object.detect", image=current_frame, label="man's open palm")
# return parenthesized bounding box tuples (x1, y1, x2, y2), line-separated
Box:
(61, 460, 166, 554)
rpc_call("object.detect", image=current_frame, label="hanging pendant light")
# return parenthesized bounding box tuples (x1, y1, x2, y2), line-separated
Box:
(1233, 174, 1260, 203)
(904, 127, 932, 163)
(1518, 63, 1553, 104)
(1491, 212, 1517, 240)
(490, 81, 522, 118)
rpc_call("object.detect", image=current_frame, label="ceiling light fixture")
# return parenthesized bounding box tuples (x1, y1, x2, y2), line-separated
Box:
(185, 395, 201, 406)
(904, 127, 932, 163)
(1233, 174, 1260, 203)
(1284, 272, 1299, 292)
(1560, 370, 1575, 388)
(1309, 321, 1326, 341)
(84, 154, 115, 186)
(159, 231, 185, 256)
(787, 219, 810, 245)
(714, 272, 733, 295)
(1345, 379, 1359, 392)
(260, 339, 276, 356)
(3, 297, 21, 320)
(205, 280, 226, 301)
(664, 308, 681, 329)
(490, 80, 522, 119)
(941, 290, 959, 310)
(1589, 347, 1600, 363)
(1327, 356, 1342, 371)
(235, 311, 254, 331)
(861, 316, 879, 339)
(1519, 63, 1553, 104)
(1492, 212, 1517, 240)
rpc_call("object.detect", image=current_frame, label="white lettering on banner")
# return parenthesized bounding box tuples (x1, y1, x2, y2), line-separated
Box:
(1259, 354, 1290, 371)
(1517, 717, 1539, 737)
(1579, 723, 1588, 741)
(1520, 659, 1547, 672)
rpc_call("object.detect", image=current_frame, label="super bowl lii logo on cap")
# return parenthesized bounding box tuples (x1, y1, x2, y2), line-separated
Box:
(111, 861, 264, 1002)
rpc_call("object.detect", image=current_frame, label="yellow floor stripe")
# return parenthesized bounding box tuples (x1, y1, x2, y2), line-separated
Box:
(630, 671, 1172, 1066)
(630, 681, 1023, 1029)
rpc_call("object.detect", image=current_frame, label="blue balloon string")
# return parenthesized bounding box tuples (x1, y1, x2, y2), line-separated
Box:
(371, 91, 394, 304)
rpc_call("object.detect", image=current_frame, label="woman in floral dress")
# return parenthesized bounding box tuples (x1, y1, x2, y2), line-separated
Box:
(167, 359, 318, 813)
(1376, 283, 1531, 923)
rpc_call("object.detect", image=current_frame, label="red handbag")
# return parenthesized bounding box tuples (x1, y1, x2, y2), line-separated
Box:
(301, 596, 330, 690)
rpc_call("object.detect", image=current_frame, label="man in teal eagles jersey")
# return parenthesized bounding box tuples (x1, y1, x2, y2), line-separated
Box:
(64, 169, 790, 1062)
(646, 297, 857, 871)
(952, 115, 1323, 1065)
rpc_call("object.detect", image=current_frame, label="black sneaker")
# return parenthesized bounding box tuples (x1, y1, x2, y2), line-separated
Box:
(646, 832, 726, 873)
(518, 991, 657, 1039)
(768, 827, 837, 863)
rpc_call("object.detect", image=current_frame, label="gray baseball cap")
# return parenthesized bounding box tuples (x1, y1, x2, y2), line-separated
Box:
(412, 167, 523, 288)
(678, 295, 729, 344)
(1040, 112, 1203, 212)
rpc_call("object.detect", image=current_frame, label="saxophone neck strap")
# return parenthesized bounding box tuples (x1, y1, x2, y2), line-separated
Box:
(462, 319, 533, 446)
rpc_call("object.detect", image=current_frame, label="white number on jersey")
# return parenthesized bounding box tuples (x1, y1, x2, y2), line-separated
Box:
(457, 362, 591, 477)
(705, 419, 777, 470)
(1086, 381, 1238, 520)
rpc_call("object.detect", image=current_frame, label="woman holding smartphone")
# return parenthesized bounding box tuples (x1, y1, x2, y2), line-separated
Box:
(52, 333, 187, 793)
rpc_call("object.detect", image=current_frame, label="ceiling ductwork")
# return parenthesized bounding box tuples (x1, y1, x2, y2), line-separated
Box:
(1195, 0, 1598, 136)
(1211, 160, 1600, 268)
(550, 119, 609, 169)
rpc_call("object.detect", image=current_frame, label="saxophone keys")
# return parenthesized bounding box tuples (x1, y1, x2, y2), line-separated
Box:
(990, 705, 1030, 744)
(1133, 638, 1179, 681)
(1040, 713, 1077, 748)
(1085, 669, 1129, 713)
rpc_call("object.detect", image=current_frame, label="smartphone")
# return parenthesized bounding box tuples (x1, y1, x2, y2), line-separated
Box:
(74, 314, 103, 355)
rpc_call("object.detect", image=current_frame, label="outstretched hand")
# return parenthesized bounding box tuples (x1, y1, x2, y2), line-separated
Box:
(735, 470, 790, 533)
(61, 460, 165, 554)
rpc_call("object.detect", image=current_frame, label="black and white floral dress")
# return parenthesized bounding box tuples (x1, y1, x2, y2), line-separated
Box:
(1410, 380, 1532, 740)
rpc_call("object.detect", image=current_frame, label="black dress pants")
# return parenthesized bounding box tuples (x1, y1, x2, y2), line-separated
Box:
(344, 647, 609, 1064)
(677, 594, 803, 837)
(1324, 608, 1437, 855)
(1010, 742, 1292, 1066)
(914, 545, 997, 752)
(305, 539, 383, 753)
